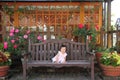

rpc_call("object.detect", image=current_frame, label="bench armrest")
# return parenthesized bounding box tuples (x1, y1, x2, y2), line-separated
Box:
(22, 52, 31, 57)
(86, 51, 95, 62)
(21, 51, 31, 62)
(86, 51, 95, 55)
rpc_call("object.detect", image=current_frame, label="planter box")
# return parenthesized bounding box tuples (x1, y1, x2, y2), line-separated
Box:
(100, 64, 120, 77)
(0, 66, 9, 77)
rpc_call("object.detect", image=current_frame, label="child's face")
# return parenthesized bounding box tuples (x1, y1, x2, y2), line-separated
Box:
(60, 47, 66, 53)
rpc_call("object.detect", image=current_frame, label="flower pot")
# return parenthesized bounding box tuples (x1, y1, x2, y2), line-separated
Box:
(95, 52, 102, 63)
(100, 64, 120, 77)
(0, 66, 9, 77)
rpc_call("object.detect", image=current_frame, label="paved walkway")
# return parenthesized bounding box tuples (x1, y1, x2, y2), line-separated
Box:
(8, 67, 102, 80)
(1, 66, 120, 80)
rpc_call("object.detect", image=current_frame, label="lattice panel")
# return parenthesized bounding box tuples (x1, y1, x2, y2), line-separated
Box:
(84, 5, 99, 27)
(2, 2, 102, 40)
(18, 8, 80, 39)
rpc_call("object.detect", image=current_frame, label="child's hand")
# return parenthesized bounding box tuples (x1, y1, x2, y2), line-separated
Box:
(52, 61, 56, 63)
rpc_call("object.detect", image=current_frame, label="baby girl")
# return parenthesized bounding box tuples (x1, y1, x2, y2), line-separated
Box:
(52, 45, 67, 63)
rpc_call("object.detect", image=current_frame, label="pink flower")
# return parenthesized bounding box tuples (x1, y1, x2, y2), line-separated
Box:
(26, 30, 30, 34)
(23, 35, 28, 39)
(78, 24, 84, 29)
(95, 25, 99, 31)
(37, 35, 42, 40)
(10, 28, 14, 33)
(4, 42, 8, 45)
(11, 39, 15, 43)
(13, 44, 17, 49)
(4, 42, 8, 49)
(15, 29, 19, 33)
(9, 32, 14, 36)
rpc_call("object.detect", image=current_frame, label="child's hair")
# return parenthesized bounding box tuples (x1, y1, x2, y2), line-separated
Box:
(60, 45, 66, 50)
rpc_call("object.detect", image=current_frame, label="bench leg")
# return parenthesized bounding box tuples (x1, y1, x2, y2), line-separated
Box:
(23, 67, 27, 80)
(23, 63, 27, 80)
(91, 62, 94, 80)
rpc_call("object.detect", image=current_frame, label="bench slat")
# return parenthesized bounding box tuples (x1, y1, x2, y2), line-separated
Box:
(36, 45, 39, 60)
(40, 45, 42, 60)
(32, 45, 35, 60)
(70, 43, 73, 60)
(78, 45, 81, 60)
(27, 60, 91, 68)
(74, 44, 77, 60)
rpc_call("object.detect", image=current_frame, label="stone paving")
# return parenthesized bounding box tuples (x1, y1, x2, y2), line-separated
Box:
(7, 67, 102, 80)
(1, 66, 120, 80)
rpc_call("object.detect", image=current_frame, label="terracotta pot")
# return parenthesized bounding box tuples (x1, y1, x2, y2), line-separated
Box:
(95, 52, 102, 63)
(0, 66, 9, 77)
(100, 64, 120, 77)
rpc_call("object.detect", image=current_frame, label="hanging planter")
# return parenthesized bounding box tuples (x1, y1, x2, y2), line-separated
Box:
(0, 66, 9, 77)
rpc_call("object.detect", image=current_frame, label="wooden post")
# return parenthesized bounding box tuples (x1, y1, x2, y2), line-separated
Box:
(107, 0, 112, 48)
(14, 5, 19, 27)
(103, 1, 107, 47)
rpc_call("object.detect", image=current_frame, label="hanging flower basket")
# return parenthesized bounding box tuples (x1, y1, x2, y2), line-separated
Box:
(0, 66, 9, 77)
(100, 64, 120, 77)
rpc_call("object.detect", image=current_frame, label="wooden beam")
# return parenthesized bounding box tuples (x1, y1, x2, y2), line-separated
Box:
(1, 0, 106, 2)
(80, 4, 84, 23)
(107, 0, 112, 48)
(13, 5, 19, 27)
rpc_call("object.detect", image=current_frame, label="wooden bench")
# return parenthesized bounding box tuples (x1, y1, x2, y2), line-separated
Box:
(22, 39, 95, 80)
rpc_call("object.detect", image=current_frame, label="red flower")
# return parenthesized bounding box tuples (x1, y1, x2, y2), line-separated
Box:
(78, 24, 84, 29)
(13, 44, 17, 49)
(95, 25, 99, 31)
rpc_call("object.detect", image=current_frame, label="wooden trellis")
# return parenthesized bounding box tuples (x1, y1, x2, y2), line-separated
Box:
(0, 2, 102, 43)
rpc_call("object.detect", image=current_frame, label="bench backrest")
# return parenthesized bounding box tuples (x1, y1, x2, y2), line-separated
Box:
(29, 39, 89, 61)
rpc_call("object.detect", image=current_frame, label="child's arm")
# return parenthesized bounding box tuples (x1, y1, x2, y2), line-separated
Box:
(62, 57, 66, 63)
(52, 53, 59, 63)
(62, 53, 67, 63)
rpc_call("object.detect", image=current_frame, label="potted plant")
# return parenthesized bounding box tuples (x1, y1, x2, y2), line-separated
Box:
(0, 43, 11, 77)
(95, 46, 107, 63)
(100, 51, 120, 76)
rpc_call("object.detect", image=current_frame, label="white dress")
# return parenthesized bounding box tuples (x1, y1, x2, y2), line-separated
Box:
(52, 51, 67, 63)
